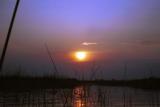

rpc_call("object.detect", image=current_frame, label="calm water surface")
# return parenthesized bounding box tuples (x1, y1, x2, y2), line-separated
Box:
(0, 85, 159, 107)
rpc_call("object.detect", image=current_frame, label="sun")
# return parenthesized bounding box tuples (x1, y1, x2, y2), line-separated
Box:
(70, 50, 91, 62)
(75, 51, 87, 61)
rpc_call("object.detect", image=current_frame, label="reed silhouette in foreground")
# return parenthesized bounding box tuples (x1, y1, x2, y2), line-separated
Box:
(0, 0, 20, 72)
(0, 84, 159, 107)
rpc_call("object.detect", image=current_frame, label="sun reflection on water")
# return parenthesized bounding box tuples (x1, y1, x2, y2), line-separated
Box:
(73, 86, 85, 107)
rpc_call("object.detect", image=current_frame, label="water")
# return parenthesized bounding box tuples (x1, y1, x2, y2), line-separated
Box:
(0, 85, 159, 107)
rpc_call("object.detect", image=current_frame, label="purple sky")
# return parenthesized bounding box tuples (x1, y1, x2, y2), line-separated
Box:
(0, 0, 160, 79)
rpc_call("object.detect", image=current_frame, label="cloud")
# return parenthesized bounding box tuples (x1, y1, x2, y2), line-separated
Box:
(82, 42, 97, 46)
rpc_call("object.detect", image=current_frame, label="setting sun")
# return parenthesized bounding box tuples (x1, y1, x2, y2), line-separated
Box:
(75, 51, 87, 61)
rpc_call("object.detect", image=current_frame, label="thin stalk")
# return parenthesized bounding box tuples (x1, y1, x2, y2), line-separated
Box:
(0, 0, 20, 72)
(45, 43, 58, 77)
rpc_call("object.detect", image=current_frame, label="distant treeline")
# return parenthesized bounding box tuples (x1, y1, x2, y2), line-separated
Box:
(0, 75, 160, 90)
(0, 76, 79, 90)
(88, 77, 160, 90)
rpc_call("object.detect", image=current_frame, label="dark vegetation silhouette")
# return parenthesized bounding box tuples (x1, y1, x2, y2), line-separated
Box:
(0, 84, 159, 107)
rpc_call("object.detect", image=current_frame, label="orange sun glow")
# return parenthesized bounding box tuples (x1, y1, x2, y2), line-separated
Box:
(74, 51, 87, 61)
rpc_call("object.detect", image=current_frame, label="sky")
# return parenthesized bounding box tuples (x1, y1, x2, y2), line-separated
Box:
(0, 0, 160, 79)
